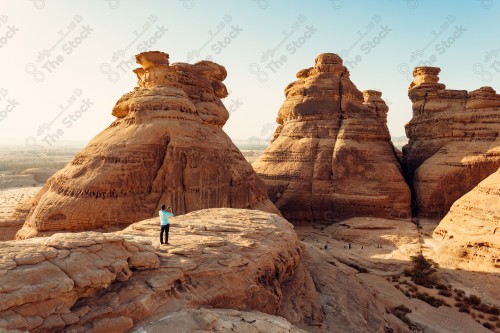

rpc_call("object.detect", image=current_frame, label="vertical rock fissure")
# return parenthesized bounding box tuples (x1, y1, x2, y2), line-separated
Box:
(330, 70, 346, 222)
(153, 135, 171, 212)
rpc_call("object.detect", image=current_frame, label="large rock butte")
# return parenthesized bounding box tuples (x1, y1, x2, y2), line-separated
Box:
(403, 66, 500, 218)
(252, 53, 411, 224)
(0, 209, 323, 332)
(15, 51, 279, 239)
(432, 167, 500, 272)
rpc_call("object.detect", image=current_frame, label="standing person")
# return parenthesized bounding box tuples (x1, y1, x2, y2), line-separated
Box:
(159, 204, 174, 245)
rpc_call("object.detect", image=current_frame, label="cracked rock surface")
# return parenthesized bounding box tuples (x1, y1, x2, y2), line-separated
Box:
(0, 208, 322, 333)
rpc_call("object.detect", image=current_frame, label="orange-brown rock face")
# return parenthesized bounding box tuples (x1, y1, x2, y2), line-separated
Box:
(252, 54, 411, 224)
(432, 168, 500, 272)
(403, 67, 500, 218)
(15, 51, 279, 239)
(1, 209, 322, 332)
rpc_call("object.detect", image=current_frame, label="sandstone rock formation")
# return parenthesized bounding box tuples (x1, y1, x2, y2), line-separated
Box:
(19, 168, 58, 184)
(252, 53, 411, 224)
(403, 67, 500, 218)
(135, 307, 309, 333)
(0, 187, 38, 241)
(0, 209, 322, 333)
(433, 167, 500, 272)
(15, 51, 279, 239)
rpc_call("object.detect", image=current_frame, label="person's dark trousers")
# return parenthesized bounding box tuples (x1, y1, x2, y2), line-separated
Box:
(160, 224, 170, 244)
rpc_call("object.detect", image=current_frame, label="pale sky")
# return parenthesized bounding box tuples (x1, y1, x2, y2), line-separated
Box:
(0, 0, 499, 148)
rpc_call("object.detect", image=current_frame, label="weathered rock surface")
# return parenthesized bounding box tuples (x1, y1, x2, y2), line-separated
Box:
(403, 67, 500, 218)
(16, 51, 279, 239)
(357, 274, 493, 333)
(252, 53, 411, 224)
(19, 168, 58, 184)
(133, 307, 308, 333)
(0, 209, 322, 333)
(433, 167, 500, 272)
(0, 168, 56, 190)
(296, 220, 495, 333)
(0, 187, 39, 241)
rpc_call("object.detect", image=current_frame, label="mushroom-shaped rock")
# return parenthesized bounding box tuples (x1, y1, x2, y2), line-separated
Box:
(15, 51, 280, 239)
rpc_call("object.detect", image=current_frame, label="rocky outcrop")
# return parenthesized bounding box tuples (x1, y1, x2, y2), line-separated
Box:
(433, 168, 500, 272)
(297, 220, 495, 333)
(16, 51, 279, 239)
(134, 307, 309, 333)
(19, 168, 58, 184)
(0, 188, 38, 241)
(0, 209, 322, 333)
(403, 67, 500, 218)
(252, 53, 411, 224)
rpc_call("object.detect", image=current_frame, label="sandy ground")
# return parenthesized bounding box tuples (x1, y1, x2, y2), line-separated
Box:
(297, 217, 500, 332)
(0, 186, 40, 241)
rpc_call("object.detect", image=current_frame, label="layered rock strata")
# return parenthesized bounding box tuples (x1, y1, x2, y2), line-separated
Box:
(433, 167, 500, 272)
(16, 51, 279, 239)
(252, 53, 411, 224)
(403, 66, 500, 217)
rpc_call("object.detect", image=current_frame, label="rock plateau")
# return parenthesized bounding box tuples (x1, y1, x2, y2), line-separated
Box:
(0, 209, 322, 333)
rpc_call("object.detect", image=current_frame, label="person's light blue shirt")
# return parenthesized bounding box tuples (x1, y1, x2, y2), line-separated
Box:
(159, 210, 174, 225)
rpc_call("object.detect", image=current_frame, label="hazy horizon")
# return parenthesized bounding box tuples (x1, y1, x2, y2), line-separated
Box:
(1, 0, 499, 149)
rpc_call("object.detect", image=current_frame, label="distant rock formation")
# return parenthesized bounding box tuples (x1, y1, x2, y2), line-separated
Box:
(16, 51, 279, 239)
(403, 67, 500, 218)
(433, 168, 500, 272)
(1, 209, 322, 332)
(252, 53, 411, 224)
